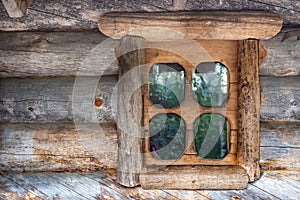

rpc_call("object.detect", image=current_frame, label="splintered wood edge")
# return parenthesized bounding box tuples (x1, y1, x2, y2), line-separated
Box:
(140, 165, 249, 190)
(98, 11, 282, 40)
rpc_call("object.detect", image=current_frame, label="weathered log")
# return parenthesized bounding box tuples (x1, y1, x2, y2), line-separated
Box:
(0, 31, 299, 78)
(0, 0, 298, 31)
(116, 36, 145, 187)
(98, 11, 282, 40)
(1, 171, 299, 200)
(0, 76, 299, 123)
(237, 39, 261, 182)
(0, 123, 118, 172)
(140, 166, 248, 190)
(0, 123, 298, 173)
(0, 32, 119, 77)
(1, 0, 31, 18)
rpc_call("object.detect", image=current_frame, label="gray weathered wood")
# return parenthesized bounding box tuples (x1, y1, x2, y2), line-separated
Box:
(1, 0, 31, 18)
(0, 123, 117, 173)
(260, 31, 300, 76)
(237, 39, 261, 182)
(0, 76, 117, 123)
(0, 0, 299, 31)
(252, 172, 300, 200)
(172, 0, 187, 10)
(116, 36, 145, 187)
(140, 166, 248, 190)
(0, 32, 118, 77)
(0, 31, 299, 78)
(0, 76, 299, 123)
(260, 77, 300, 122)
(99, 11, 282, 40)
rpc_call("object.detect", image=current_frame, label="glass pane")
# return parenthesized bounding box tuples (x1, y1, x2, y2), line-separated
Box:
(193, 114, 228, 159)
(149, 113, 185, 160)
(149, 63, 185, 108)
(192, 62, 228, 107)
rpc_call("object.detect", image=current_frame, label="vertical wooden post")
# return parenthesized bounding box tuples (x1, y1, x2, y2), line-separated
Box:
(238, 39, 261, 182)
(116, 35, 145, 187)
(172, 0, 187, 10)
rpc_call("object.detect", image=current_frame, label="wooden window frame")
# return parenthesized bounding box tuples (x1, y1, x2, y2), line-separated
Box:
(107, 11, 282, 190)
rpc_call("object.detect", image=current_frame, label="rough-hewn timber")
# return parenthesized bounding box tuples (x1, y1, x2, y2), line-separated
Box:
(140, 166, 248, 190)
(237, 40, 261, 182)
(1, 171, 299, 199)
(1, 31, 298, 78)
(116, 36, 145, 187)
(0, 0, 299, 31)
(99, 11, 282, 40)
(0, 76, 299, 123)
(0, 123, 299, 173)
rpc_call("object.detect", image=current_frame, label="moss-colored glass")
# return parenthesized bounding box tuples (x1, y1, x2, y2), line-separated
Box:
(149, 113, 185, 160)
(192, 62, 228, 107)
(149, 63, 185, 108)
(194, 113, 228, 159)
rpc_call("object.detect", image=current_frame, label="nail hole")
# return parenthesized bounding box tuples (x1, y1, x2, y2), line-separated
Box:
(28, 107, 34, 112)
(94, 97, 103, 109)
(291, 100, 298, 106)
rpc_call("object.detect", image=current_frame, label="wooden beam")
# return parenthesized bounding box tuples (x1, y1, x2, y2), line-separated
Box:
(0, 31, 299, 78)
(0, 123, 299, 173)
(172, 0, 187, 10)
(98, 11, 282, 40)
(237, 40, 261, 182)
(0, 76, 299, 123)
(1, 0, 31, 18)
(116, 36, 145, 187)
(140, 166, 248, 190)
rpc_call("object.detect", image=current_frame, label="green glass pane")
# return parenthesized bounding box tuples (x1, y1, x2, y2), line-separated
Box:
(149, 63, 185, 108)
(193, 114, 228, 159)
(192, 62, 228, 107)
(149, 113, 185, 160)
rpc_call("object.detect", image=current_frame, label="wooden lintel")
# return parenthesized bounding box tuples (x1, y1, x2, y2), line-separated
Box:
(98, 11, 282, 40)
(1, 0, 32, 18)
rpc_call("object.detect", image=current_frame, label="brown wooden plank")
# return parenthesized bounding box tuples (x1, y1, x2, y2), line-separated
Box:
(237, 39, 261, 182)
(98, 11, 282, 40)
(140, 166, 248, 190)
(116, 36, 145, 187)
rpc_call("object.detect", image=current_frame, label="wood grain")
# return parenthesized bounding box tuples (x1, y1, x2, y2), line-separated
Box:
(116, 36, 145, 187)
(1, 0, 31, 18)
(0, 123, 299, 173)
(140, 166, 248, 190)
(0, 0, 298, 31)
(0, 76, 299, 123)
(237, 40, 261, 182)
(0, 31, 298, 78)
(98, 11, 282, 40)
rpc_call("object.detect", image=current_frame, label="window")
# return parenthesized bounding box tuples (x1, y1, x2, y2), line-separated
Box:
(113, 11, 281, 190)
